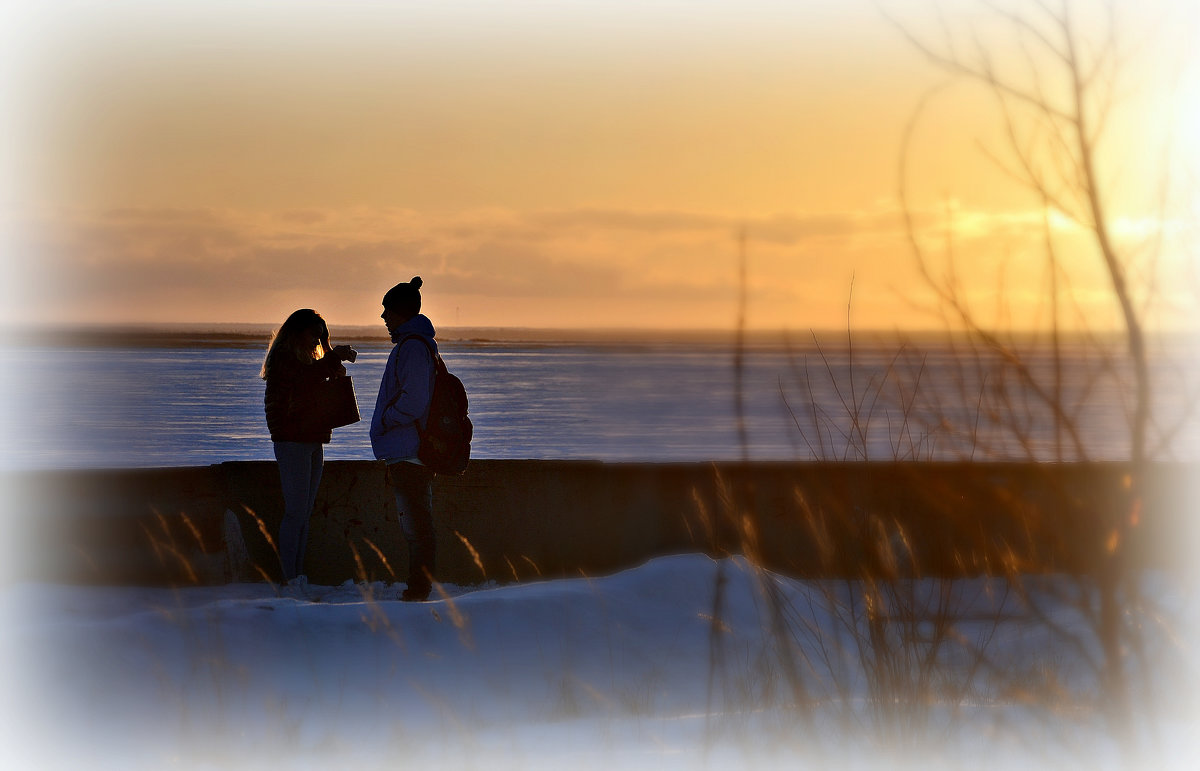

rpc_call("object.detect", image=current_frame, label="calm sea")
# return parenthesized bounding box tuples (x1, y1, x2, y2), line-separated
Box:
(3, 335, 1197, 470)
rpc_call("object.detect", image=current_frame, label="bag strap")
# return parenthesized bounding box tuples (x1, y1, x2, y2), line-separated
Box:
(399, 334, 447, 378)
(398, 334, 441, 363)
(380, 335, 438, 427)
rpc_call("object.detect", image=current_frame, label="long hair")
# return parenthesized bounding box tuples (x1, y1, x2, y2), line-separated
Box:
(260, 309, 328, 380)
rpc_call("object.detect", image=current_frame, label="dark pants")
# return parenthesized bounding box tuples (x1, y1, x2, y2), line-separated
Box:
(388, 461, 435, 592)
(273, 441, 324, 581)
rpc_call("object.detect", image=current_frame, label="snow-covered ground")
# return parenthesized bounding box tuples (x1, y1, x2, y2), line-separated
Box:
(1, 554, 1196, 770)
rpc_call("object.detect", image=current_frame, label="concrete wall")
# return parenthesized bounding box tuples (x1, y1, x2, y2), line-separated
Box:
(8, 460, 1195, 586)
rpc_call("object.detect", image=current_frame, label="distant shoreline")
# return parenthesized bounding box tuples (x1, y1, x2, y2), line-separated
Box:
(4, 323, 1163, 351)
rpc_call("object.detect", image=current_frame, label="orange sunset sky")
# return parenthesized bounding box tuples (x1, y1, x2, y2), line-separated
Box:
(1, 0, 1196, 333)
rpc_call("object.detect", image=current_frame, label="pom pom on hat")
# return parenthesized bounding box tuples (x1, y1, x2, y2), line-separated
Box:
(382, 276, 423, 316)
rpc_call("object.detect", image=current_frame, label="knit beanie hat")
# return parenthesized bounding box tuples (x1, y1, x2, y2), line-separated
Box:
(382, 276, 423, 318)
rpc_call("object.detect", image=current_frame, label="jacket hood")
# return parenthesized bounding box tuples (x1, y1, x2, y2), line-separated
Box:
(390, 313, 436, 343)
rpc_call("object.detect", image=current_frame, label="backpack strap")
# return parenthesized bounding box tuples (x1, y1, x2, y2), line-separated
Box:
(398, 334, 437, 361)
(400, 334, 448, 376)
(380, 335, 438, 427)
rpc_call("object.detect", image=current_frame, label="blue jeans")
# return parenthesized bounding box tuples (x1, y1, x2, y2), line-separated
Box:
(387, 462, 435, 592)
(274, 441, 324, 581)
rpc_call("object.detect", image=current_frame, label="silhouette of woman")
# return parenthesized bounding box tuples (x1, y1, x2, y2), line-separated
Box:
(261, 309, 356, 585)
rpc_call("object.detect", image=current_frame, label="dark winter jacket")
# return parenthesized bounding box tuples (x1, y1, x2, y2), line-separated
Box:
(264, 351, 347, 443)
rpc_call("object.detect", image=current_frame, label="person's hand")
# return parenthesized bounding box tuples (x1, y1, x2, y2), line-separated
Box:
(332, 344, 357, 362)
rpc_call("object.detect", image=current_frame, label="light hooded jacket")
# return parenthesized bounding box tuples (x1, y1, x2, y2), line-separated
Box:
(370, 314, 438, 461)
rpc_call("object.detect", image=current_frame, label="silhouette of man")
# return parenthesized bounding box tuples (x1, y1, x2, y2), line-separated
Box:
(370, 276, 438, 601)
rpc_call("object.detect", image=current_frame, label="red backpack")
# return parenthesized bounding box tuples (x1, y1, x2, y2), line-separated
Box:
(402, 336, 473, 475)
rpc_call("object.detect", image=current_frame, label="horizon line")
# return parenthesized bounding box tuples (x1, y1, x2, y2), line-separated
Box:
(6, 321, 1176, 346)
